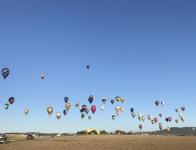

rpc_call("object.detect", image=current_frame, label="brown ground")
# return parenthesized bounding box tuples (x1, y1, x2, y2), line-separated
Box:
(0, 135, 196, 150)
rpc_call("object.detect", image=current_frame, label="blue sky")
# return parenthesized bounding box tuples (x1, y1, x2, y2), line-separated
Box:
(0, 0, 196, 133)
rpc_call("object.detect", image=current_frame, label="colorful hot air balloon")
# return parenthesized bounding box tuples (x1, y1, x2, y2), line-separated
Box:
(1, 67, 10, 79)
(24, 108, 29, 115)
(47, 107, 53, 116)
(139, 124, 142, 130)
(88, 95, 94, 104)
(56, 112, 61, 120)
(65, 102, 71, 110)
(154, 117, 158, 123)
(91, 105, 96, 114)
(8, 97, 15, 105)
(115, 96, 121, 102)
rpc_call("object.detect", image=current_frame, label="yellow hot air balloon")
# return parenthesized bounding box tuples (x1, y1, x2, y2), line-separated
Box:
(47, 106, 53, 116)
(120, 97, 124, 103)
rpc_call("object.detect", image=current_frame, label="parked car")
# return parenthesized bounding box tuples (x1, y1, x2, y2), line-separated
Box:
(0, 134, 7, 142)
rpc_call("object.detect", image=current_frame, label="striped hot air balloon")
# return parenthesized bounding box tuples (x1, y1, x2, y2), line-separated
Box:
(1, 67, 10, 79)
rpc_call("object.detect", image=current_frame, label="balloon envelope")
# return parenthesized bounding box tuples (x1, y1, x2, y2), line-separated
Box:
(8, 97, 15, 105)
(91, 105, 96, 114)
(1, 67, 10, 79)
(47, 107, 53, 115)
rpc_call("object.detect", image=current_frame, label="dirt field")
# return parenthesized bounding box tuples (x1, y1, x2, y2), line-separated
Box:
(0, 135, 196, 150)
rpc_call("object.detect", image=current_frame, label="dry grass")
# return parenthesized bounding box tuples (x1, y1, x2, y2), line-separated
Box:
(0, 135, 196, 150)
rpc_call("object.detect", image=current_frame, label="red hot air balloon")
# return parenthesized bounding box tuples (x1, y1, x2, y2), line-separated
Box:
(91, 105, 96, 114)
(154, 117, 158, 123)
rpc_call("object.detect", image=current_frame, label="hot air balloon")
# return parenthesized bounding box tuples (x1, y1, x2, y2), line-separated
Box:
(8, 97, 15, 105)
(100, 105, 105, 111)
(159, 113, 162, 118)
(151, 119, 155, 124)
(175, 109, 179, 113)
(110, 99, 114, 104)
(47, 107, 53, 116)
(88, 95, 93, 104)
(131, 112, 136, 118)
(168, 117, 172, 122)
(4, 103, 9, 110)
(88, 115, 91, 120)
(155, 100, 160, 106)
(120, 107, 124, 113)
(1, 67, 10, 79)
(40, 73, 45, 80)
(158, 123, 163, 130)
(112, 115, 116, 120)
(154, 117, 158, 123)
(130, 108, 134, 113)
(165, 117, 169, 122)
(24, 108, 29, 115)
(120, 97, 124, 103)
(101, 98, 107, 104)
(91, 105, 96, 114)
(139, 124, 142, 130)
(81, 105, 87, 112)
(65, 102, 71, 110)
(115, 96, 121, 102)
(74, 101, 79, 107)
(64, 97, 69, 103)
(85, 108, 89, 114)
(56, 112, 61, 120)
(181, 107, 185, 111)
(115, 106, 120, 112)
(81, 113, 85, 119)
(147, 114, 152, 121)
(175, 119, 179, 123)
(63, 109, 68, 116)
(180, 116, 185, 122)
(161, 101, 165, 106)
(86, 65, 90, 70)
